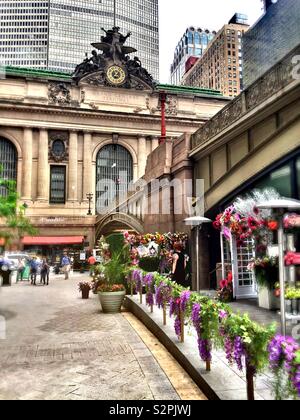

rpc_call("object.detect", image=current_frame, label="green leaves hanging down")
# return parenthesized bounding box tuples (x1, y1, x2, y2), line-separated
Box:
(222, 313, 276, 373)
(0, 175, 36, 247)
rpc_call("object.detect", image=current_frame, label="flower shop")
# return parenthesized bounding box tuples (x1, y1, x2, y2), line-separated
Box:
(212, 189, 300, 318)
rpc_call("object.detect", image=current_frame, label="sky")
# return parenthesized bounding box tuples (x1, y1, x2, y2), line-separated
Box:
(159, 0, 264, 82)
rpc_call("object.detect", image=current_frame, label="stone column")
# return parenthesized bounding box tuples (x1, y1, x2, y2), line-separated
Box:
(151, 136, 159, 152)
(22, 128, 33, 200)
(37, 129, 49, 201)
(68, 131, 78, 201)
(83, 132, 92, 201)
(138, 136, 147, 179)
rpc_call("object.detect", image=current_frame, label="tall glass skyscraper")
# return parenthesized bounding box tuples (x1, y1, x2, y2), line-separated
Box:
(0, 0, 159, 80)
(170, 27, 216, 85)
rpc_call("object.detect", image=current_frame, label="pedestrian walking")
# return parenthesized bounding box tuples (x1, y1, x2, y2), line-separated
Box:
(61, 251, 71, 280)
(170, 242, 188, 287)
(41, 258, 50, 286)
(30, 257, 38, 285)
(16, 258, 25, 282)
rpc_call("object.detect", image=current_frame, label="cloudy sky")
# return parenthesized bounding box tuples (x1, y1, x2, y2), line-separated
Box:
(159, 0, 264, 82)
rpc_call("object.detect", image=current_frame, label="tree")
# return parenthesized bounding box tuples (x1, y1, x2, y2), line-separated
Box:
(0, 174, 36, 250)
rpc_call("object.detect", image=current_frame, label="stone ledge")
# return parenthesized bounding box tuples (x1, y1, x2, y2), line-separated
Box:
(125, 295, 274, 401)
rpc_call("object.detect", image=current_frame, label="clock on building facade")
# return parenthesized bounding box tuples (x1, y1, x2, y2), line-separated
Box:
(106, 65, 127, 86)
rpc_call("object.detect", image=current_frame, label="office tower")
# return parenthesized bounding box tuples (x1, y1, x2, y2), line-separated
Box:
(0, 0, 159, 80)
(182, 14, 249, 98)
(170, 27, 216, 85)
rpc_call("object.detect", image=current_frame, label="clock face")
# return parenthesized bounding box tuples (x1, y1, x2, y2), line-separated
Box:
(106, 65, 127, 85)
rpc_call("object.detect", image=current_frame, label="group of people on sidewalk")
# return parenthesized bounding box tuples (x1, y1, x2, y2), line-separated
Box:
(16, 251, 72, 286)
(17, 257, 50, 286)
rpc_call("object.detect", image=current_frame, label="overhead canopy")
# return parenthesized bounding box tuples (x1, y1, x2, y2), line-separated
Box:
(22, 236, 84, 246)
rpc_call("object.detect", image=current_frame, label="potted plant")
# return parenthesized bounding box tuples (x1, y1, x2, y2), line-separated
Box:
(97, 249, 128, 314)
(250, 257, 279, 310)
(285, 288, 300, 316)
(78, 281, 92, 299)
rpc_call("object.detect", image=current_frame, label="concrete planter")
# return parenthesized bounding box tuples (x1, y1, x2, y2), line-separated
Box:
(98, 291, 126, 314)
(258, 287, 280, 310)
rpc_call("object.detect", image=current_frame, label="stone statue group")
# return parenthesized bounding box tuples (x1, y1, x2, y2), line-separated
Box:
(73, 26, 154, 88)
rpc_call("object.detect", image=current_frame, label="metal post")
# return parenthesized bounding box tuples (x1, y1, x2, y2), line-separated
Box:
(220, 231, 226, 280)
(196, 225, 200, 293)
(277, 217, 287, 336)
(113, 0, 117, 27)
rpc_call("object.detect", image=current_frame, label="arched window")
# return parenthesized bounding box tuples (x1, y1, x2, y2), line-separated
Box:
(96, 144, 133, 214)
(0, 137, 17, 196)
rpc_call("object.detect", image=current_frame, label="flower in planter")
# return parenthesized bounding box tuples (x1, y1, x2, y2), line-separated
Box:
(78, 281, 92, 292)
(97, 284, 126, 293)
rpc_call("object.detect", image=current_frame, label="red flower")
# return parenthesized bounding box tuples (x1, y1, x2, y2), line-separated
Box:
(248, 217, 259, 230)
(268, 221, 278, 231)
(220, 279, 227, 289)
(227, 272, 233, 283)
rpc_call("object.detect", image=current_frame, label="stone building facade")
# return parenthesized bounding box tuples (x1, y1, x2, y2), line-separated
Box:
(0, 67, 228, 255)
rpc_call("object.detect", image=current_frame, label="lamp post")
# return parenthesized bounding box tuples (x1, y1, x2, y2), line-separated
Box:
(257, 198, 300, 336)
(86, 193, 93, 216)
(184, 216, 212, 293)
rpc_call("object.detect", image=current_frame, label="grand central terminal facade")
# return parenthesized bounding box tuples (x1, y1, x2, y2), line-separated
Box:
(0, 61, 228, 256)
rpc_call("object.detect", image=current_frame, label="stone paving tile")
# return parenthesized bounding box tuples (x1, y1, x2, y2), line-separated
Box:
(0, 275, 179, 401)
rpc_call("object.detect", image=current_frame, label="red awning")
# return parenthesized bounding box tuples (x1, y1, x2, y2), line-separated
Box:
(22, 236, 84, 246)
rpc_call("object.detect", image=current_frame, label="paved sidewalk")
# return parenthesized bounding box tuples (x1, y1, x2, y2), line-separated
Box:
(0, 274, 181, 401)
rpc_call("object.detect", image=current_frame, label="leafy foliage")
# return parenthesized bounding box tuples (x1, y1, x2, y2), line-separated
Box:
(0, 175, 36, 247)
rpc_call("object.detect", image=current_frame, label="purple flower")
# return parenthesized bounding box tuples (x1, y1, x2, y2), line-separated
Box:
(233, 336, 245, 371)
(174, 317, 181, 338)
(198, 339, 212, 362)
(225, 337, 234, 365)
(155, 282, 172, 308)
(219, 310, 228, 320)
(132, 269, 143, 293)
(180, 290, 191, 313)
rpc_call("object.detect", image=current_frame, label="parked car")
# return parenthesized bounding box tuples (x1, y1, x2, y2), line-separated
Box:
(4, 252, 30, 271)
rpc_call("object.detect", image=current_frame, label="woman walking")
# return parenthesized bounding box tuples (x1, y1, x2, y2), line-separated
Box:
(170, 242, 188, 287)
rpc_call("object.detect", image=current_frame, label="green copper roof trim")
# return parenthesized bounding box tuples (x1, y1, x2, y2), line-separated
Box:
(4, 66, 71, 79)
(3, 67, 224, 97)
(157, 84, 223, 97)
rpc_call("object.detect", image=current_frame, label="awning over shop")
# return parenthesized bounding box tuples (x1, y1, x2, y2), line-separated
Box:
(22, 236, 84, 246)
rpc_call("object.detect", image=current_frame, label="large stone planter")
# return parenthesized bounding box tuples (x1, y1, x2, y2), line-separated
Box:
(258, 287, 280, 310)
(98, 291, 126, 314)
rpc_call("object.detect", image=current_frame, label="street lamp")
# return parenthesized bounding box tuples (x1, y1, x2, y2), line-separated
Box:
(184, 216, 212, 293)
(86, 193, 93, 216)
(257, 198, 300, 336)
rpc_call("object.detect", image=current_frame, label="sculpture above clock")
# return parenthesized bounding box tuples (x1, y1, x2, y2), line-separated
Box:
(73, 26, 155, 91)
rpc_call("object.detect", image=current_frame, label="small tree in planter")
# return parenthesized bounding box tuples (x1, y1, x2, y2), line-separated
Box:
(97, 248, 129, 314)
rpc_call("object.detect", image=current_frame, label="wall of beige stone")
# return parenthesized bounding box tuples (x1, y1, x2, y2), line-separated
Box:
(0, 73, 228, 246)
